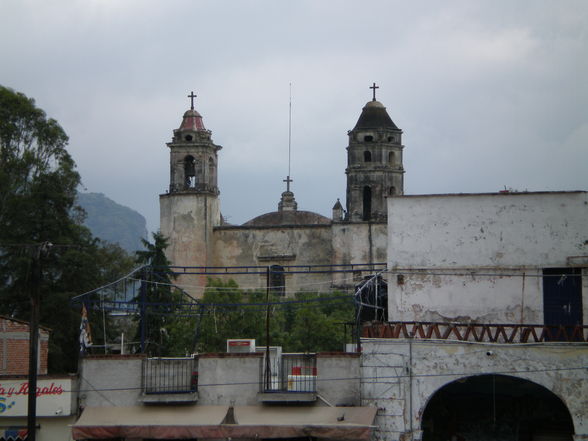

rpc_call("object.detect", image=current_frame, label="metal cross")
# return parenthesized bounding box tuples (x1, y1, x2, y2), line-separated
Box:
(187, 91, 197, 110)
(283, 175, 293, 192)
(370, 82, 379, 101)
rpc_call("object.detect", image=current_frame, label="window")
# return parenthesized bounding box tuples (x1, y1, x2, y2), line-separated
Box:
(364, 135, 374, 142)
(362, 186, 372, 221)
(363, 151, 372, 162)
(388, 151, 395, 164)
(184, 155, 196, 188)
(269, 265, 285, 296)
(208, 157, 215, 185)
(389, 186, 396, 195)
(184, 134, 193, 141)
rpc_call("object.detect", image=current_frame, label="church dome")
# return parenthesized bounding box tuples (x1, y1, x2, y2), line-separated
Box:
(243, 210, 331, 227)
(353, 100, 399, 131)
(179, 109, 206, 131)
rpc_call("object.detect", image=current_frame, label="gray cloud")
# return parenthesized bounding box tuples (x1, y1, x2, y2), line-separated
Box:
(1, 0, 586, 233)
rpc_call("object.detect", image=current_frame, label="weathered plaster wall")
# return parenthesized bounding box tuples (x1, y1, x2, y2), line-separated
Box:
(197, 353, 263, 406)
(80, 355, 144, 407)
(160, 193, 220, 294)
(387, 192, 588, 323)
(212, 225, 332, 293)
(331, 222, 387, 287)
(389, 269, 544, 323)
(361, 338, 588, 441)
(212, 222, 387, 293)
(388, 192, 588, 268)
(316, 353, 361, 406)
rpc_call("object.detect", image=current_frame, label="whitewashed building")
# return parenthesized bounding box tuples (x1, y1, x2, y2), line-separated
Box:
(361, 191, 588, 441)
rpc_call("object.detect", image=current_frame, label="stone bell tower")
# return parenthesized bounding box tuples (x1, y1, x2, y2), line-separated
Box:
(160, 92, 222, 294)
(346, 84, 404, 222)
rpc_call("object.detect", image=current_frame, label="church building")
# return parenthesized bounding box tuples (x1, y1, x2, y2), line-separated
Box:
(159, 87, 404, 297)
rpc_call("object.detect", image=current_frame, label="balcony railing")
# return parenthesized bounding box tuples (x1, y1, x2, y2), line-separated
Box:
(261, 353, 317, 393)
(362, 322, 588, 343)
(143, 357, 198, 395)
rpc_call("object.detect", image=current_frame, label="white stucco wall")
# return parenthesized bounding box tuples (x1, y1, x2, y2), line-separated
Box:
(361, 338, 588, 441)
(197, 353, 263, 406)
(316, 353, 361, 406)
(386, 191, 588, 323)
(80, 355, 145, 407)
(388, 192, 588, 269)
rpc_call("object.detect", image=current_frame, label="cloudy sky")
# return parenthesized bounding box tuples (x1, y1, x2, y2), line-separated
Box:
(1, 1, 587, 233)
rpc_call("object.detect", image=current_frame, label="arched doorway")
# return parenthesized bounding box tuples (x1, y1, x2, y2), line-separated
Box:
(422, 375, 574, 441)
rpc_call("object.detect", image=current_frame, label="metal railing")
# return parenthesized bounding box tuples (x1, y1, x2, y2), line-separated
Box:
(362, 322, 588, 343)
(143, 357, 198, 394)
(262, 353, 317, 393)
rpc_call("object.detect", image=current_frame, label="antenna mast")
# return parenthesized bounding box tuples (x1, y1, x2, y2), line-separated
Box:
(283, 83, 293, 192)
(288, 83, 292, 189)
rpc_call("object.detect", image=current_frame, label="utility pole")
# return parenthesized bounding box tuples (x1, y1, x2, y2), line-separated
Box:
(140, 266, 147, 353)
(264, 267, 271, 390)
(27, 241, 51, 441)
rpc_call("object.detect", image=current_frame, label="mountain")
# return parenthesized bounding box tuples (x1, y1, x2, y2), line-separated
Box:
(77, 192, 148, 253)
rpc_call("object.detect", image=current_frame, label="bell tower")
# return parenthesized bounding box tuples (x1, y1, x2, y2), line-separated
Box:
(346, 84, 404, 222)
(160, 92, 222, 294)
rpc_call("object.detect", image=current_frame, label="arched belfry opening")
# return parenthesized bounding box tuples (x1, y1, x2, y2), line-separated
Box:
(362, 186, 372, 221)
(208, 157, 215, 186)
(184, 155, 196, 188)
(422, 375, 574, 441)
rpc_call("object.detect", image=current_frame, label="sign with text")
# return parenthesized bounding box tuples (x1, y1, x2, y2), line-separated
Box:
(0, 378, 72, 417)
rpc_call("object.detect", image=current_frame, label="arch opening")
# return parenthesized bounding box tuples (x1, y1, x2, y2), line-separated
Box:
(362, 186, 372, 221)
(388, 151, 395, 164)
(184, 155, 196, 188)
(421, 374, 574, 441)
(208, 157, 216, 186)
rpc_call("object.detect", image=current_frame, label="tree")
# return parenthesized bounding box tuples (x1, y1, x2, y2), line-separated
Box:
(134, 232, 182, 356)
(0, 86, 135, 372)
(188, 280, 353, 354)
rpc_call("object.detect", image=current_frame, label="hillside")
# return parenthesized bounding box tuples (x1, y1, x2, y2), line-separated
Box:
(77, 192, 148, 253)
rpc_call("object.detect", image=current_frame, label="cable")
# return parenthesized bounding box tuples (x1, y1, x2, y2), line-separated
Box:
(63, 364, 588, 395)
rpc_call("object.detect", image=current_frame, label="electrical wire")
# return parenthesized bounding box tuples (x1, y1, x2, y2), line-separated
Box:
(65, 364, 587, 395)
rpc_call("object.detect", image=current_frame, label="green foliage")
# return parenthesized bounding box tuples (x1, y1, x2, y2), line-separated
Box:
(196, 279, 276, 353)
(0, 85, 135, 373)
(164, 279, 355, 355)
(134, 232, 184, 356)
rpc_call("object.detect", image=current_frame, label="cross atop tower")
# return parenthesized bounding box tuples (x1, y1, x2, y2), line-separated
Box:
(283, 175, 293, 192)
(370, 82, 379, 101)
(187, 91, 197, 110)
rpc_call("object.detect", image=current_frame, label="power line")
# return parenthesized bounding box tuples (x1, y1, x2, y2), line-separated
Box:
(69, 364, 587, 395)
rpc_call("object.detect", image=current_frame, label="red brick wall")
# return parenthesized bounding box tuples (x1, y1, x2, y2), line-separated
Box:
(0, 316, 49, 376)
